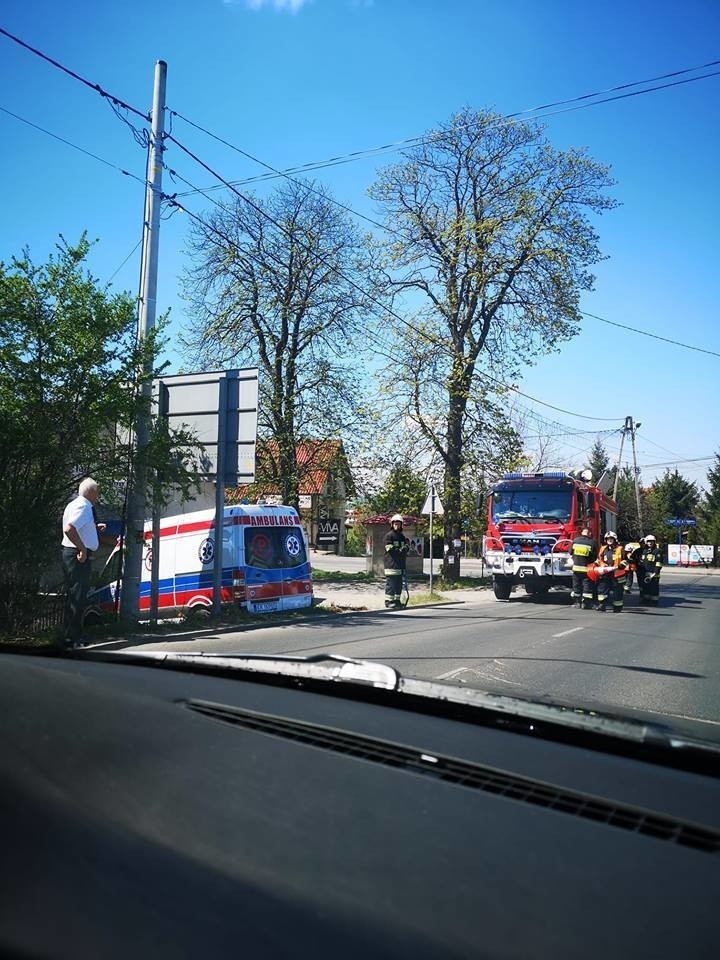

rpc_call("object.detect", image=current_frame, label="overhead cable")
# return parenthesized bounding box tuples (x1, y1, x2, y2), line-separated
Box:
(0, 103, 149, 186)
(169, 186, 623, 423)
(582, 311, 720, 358)
(171, 59, 720, 197)
(168, 109, 390, 234)
(0, 26, 150, 122)
(165, 129, 628, 423)
(637, 455, 714, 469)
(106, 239, 143, 285)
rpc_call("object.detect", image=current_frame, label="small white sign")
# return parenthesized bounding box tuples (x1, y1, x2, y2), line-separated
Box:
(421, 491, 444, 515)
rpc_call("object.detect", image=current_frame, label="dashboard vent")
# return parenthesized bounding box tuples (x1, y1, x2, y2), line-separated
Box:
(186, 699, 720, 855)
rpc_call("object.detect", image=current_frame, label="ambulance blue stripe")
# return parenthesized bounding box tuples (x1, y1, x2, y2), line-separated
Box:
(129, 562, 311, 598)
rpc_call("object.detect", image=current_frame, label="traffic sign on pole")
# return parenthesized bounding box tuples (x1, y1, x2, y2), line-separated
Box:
(421, 489, 444, 516)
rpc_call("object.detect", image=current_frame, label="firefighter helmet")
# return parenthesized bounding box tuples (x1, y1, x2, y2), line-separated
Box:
(390, 514, 403, 524)
(645, 533, 657, 542)
(604, 530, 617, 540)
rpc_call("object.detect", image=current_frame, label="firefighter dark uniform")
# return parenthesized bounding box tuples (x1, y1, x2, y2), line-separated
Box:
(570, 529, 598, 610)
(623, 542, 642, 593)
(384, 514, 409, 608)
(638, 535, 662, 604)
(596, 533, 628, 612)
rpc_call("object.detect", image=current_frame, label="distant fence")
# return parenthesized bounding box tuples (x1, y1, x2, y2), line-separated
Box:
(31, 592, 66, 633)
(0, 591, 67, 638)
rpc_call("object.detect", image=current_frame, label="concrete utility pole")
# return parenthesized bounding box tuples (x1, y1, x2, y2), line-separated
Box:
(121, 60, 167, 622)
(613, 416, 644, 533)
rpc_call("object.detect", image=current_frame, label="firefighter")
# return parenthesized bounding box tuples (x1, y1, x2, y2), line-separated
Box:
(595, 530, 628, 613)
(384, 514, 409, 608)
(623, 541, 642, 593)
(637, 534, 663, 605)
(570, 527, 598, 610)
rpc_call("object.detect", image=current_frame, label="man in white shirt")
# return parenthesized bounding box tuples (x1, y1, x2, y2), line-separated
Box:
(61, 477, 101, 649)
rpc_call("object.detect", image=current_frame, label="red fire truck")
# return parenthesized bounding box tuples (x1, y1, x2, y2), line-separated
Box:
(482, 470, 618, 601)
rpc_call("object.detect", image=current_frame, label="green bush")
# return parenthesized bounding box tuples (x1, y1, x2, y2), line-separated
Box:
(343, 524, 367, 557)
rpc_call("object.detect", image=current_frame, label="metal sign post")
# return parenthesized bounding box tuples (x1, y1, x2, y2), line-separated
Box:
(143, 368, 258, 621)
(212, 375, 228, 617)
(422, 482, 444, 596)
(664, 517, 697, 560)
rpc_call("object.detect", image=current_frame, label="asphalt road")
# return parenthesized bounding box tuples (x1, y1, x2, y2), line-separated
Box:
(124, 569, 720, 743)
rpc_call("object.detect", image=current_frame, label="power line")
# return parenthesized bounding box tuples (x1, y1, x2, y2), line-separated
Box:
(635, 432, 692, 462)
(637, 455, 715, 469)
(167, 179, 622, 427)
(164, 129, 627, 423)
(0, 103, 149, 186)
(107, 238, 143, 284)
(172, 60, 720, 198)
(168, 109, 390, 235)
(0, 26, 150, 122)
(479, 371, 622, 421)
(581, 311, 720, 358)
(165, 132, 450, 345)
(0, 101, 634, 428)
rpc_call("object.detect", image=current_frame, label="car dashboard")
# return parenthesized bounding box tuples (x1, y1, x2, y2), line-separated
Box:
(1, 651, 718, 959)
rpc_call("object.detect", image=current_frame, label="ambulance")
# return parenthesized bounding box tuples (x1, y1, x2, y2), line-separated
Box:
(88, 503, 313, 618)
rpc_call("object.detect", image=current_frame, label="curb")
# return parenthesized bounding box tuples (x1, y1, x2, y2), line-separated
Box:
(82, 597, 469, 651)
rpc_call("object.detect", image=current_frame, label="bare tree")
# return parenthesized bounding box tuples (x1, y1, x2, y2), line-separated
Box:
(181, 181, 375, 506)
(369, 108, 617, 576)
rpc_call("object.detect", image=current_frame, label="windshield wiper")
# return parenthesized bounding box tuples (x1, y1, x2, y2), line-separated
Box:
(83, 650, 719, 768)
(104, 649, 399, 690)
(497, 513, 529, 521)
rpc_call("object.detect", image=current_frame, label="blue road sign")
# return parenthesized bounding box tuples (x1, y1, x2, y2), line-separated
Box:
(664, 518, 697, 526)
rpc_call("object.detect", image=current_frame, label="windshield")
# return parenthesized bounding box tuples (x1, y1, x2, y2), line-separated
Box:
(491, 489, 571, 522)
(244, 527, 308, 569)
(3, 2, 718, 755)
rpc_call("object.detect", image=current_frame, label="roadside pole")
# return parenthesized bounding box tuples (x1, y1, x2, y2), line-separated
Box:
(612, 424, 626, 502)
(429, 488, 434, 597)
(212, 376, 228, 617)
(628, 417, 644, 532)
(121, 60, 167, 624)
(423, 481, 443, 596)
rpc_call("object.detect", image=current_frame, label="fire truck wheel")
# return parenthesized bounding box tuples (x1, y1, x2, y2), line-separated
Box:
(493, 577, 512, 601)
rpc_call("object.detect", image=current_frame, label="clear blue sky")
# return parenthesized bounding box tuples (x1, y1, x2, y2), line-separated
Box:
(1, 0, 718, 495)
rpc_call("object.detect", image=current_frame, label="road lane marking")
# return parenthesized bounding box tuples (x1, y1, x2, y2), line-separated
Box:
(437, 667, 470, 680)
(552, 626, 585, 638)
(436, 665, 521, 686)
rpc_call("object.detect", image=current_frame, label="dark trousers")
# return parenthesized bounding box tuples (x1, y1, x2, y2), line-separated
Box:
(385, 571, 403, 604)
(598, 574, 624, 610)
(62, 547, 92, 643)
(571, 571, 594, 605)
(639, 571, 660, 600)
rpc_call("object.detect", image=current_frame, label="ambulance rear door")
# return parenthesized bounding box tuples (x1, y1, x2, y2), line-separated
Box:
(242, 522, 310, 613)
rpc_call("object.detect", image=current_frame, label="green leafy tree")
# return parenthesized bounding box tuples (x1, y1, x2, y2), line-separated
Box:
(586, 439, 613, 486)
(367, 463, 428, 517)
(645, 469, 701, 543)
(182, 180, 375, 509)
(369, 107, 616, 577)
(614, 467, 647, 542)
(0, 237, 201, 634)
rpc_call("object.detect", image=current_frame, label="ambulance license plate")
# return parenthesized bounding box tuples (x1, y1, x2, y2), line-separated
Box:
(253, 601, 279, 613)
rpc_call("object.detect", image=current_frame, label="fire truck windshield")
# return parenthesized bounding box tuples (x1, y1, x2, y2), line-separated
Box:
(491, 488, 572, 523)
